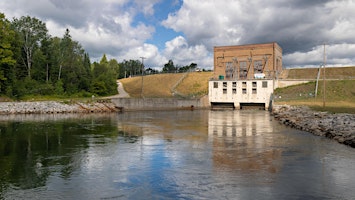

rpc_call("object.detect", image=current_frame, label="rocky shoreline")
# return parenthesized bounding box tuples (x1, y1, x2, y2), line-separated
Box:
(0, 100, 120, 114)
(272, 105, 355, 148)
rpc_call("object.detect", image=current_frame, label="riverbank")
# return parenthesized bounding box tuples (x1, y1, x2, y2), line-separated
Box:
(0, 101, 119, 114)
(272, 105, 355, 148)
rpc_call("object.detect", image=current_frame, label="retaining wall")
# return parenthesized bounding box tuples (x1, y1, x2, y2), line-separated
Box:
(111, 97, 210, 111)
(275, 79, 312, 88)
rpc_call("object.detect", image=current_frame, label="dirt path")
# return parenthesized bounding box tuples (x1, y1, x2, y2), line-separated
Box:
(103, 80, 130, 99)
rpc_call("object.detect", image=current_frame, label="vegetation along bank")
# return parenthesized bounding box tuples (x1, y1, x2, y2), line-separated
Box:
(272, 105, 355, 148)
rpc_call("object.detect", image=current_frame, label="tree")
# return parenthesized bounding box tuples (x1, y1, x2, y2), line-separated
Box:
(118, 59, 142, 78)
(0, 14, 97, 98)
(12, 16, 48, 79)
(162, 59, 176, 72)
(58, 29, 91, 94)
(0, 13, 16, 94)
(189, 63, 197, 70)
(91, 54, 118, 96)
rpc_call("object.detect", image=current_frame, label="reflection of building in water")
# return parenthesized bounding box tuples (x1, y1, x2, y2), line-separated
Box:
(208, 110, 282, 173)
(208, 110, 273, 137)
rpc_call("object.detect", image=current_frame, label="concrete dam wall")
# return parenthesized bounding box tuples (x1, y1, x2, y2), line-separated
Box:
(111, 96, 210, 111)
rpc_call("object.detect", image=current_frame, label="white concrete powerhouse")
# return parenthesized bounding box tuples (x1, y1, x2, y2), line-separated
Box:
(209, 79, 274, 110)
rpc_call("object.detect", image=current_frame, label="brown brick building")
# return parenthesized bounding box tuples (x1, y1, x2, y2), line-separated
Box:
(213, 42, 283, 80)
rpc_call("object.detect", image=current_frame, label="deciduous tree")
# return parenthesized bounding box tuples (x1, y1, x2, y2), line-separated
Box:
(12, 16, 48, 79)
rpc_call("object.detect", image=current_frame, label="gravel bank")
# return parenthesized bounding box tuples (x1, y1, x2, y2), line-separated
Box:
(0, 101, 119, 114)
(272, 105, 355, 148)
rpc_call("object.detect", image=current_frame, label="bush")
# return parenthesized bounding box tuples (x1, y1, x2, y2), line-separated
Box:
(91, 81, 107, 96)
(55, 80, 64, 95)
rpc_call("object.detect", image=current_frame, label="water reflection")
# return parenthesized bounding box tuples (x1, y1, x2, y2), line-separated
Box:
(209, 110, 282, 174)
(0, 114, 118, 194)
(0, 110, 354, 199)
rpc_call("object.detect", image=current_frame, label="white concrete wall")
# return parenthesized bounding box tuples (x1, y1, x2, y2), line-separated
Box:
(209, 79, 274, 109)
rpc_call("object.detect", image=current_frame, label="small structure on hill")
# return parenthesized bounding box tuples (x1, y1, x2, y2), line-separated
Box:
(209, 42, 283, 110)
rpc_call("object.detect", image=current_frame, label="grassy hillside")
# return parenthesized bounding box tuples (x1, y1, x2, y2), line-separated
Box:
(274, 79, 355, 113)
(120, 73, 183, 98)
(284, 66, 355, 79)
(119, 72, 213, 98)
(175, 72, 213, 97)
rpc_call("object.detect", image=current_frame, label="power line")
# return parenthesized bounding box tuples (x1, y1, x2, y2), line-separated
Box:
(323, 44, 326, 108)
(140, 56, 146, 98)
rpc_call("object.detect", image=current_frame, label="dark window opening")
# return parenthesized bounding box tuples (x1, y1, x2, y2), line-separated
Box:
(242, 82, 247, 88)
(262, 81, 268, 88)
(214, 82, 218, 88)
(252, 82, 257, 87)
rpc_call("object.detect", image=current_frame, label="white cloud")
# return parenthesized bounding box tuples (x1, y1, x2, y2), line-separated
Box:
(162, 0, 245, 47)
(119, 43, 167, 69)
(284, 43, 355, 68)
(164, 36, 212, 69)
(162, 0, 355, 68)
(1, 0, 355, 69)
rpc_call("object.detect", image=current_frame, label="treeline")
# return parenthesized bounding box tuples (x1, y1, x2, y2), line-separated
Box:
(118, 59, 204, 79)
(0, 13, 120, 98)
(0, 13, 206, 99)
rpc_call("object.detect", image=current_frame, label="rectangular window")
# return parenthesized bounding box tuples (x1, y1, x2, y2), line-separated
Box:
(252, 88, 257, 94)
(232, 82, 236, 88)
(262, 81, 268, 88)
(242, 81, 247, 88)
(223, 88, 227, 94)
(252, 82, 257, 88)
(225, 62, 234, 79)
(214, 82, 218, 88)
(239, 61, 247, 79)
(254, 60, 263, 73)
(242, 88, 247, 94)
(232, 88, 237, 94)
(223, 82, 227, 87)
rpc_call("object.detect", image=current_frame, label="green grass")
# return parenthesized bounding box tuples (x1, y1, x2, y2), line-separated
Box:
(309, 105, 355, 114)
(14, 94, 100, 104)
(274, 79, 355, 113)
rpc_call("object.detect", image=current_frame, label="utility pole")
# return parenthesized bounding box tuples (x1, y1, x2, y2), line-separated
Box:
(140, 56, 146, 98)
(323, 44, 326, 108)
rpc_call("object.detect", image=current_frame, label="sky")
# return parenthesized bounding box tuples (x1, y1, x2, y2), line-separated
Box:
(1, 0, 355, 70)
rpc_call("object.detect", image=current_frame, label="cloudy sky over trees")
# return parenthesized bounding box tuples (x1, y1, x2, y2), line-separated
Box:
(2, 0, 355, 69)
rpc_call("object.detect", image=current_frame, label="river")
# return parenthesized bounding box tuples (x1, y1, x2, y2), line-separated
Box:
(0, 110, 354, 200)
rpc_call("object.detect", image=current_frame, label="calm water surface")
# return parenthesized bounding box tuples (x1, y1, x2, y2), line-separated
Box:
(0, 110, 354, 200)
